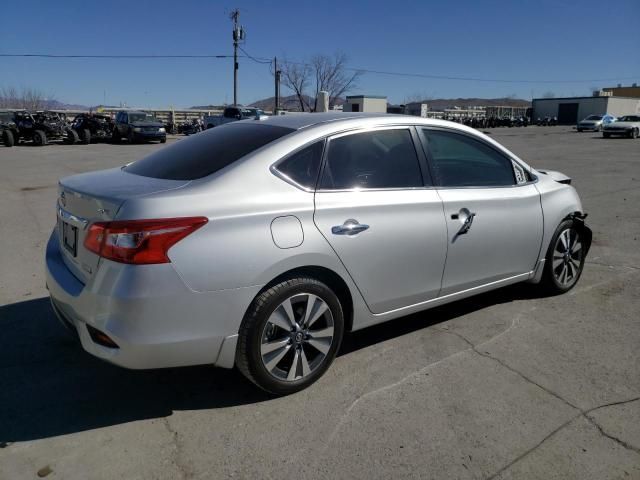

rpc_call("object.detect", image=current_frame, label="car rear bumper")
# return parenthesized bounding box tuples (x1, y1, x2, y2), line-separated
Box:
(45, 230, 257, 369)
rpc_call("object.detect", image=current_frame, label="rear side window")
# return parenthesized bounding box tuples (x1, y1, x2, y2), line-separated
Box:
(275, 141, 324, 189)
(319, 129, 423, 190)
(421, 129, 515, 187)
(125, 123, 294, 180)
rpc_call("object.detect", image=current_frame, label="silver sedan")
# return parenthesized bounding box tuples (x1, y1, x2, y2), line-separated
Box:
(46, 113, 592, 394)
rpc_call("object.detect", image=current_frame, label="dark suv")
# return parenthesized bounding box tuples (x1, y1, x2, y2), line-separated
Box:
(112, 111, 166, 144)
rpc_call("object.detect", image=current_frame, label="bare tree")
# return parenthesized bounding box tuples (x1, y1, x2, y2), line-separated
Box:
(280, 60, 311, 112)
(280, 53, 362, 112)
(0, 86, 55, 109)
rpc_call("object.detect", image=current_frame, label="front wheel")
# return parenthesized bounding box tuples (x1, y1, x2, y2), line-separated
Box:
(3, 130, 14, 147)
(82, 129, 91, 144)
(541, 219, 586, 294)
(66, 129, 79, 145)
(236, 278, 344, 395)
(631, 128, 639, 139)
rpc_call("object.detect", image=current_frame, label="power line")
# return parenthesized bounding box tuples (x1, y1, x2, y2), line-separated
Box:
(235, 49, 640, 85)
(2, 52, 638, 85)
(0, 53, 234, 59)
(238, 47, 272, 65)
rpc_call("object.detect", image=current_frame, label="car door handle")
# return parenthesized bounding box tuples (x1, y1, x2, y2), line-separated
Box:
(331, 219, 369, 236)
(457, 212, 476, 235)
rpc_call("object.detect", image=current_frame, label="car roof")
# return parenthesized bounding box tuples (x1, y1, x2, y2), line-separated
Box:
(254, 112, 409, 130)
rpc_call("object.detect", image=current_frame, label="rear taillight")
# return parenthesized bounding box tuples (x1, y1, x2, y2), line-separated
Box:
(84, 217, 208, 264)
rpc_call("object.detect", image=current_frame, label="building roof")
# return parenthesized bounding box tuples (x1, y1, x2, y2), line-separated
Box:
(533, 96, 640, 102)
(345, 95, 387, 100)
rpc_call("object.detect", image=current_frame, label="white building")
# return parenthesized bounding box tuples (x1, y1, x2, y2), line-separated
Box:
(532, 96, 640, 124)
(343, 95, 387, 113)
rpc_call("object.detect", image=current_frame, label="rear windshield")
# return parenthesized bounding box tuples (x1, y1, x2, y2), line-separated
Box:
(124, 122, 294, 180)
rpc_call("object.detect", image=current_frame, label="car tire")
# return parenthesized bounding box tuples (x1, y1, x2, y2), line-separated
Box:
(540, 219, 586, 295)
(127, 130, 135, 144)
(33, 130, 46, 146)
(160, 137, 166, 144)
(236, 277, 345, 395)
(111, 128, 120, 144)
(577, 128, 583, 132)
(82, 129, 91, 144)
(631, 128, 638, 139)
(3, 130, 14, 147)
(66, 129, 79, 145)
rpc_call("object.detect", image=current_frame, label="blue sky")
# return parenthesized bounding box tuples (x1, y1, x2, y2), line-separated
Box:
(1, 0, 638, 107)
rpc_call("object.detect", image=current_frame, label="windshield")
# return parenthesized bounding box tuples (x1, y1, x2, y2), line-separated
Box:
(129, 113, 158, 123)
(617, 116, 640, 122)
(124, 122, 294, 180)
(240, 108, 261, 118)
(585, 115, 602, 120)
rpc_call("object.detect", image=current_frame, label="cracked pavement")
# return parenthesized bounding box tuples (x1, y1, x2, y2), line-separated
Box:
(1, 127, 639, 479)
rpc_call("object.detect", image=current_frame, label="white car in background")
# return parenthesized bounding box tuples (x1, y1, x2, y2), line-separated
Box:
(576, 114, 616, 132)
(602, 115, 640, 138)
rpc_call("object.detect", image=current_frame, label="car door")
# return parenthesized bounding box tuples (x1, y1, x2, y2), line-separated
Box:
(313, 126, 448, 314)
(418, 127, 543, 296)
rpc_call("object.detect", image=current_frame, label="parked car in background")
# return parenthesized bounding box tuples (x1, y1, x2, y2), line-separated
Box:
(577, 114, 616, 132)
(204, 106, 265, 129)
(10, 111, 78, 146)
(112, 110, 166, 144)
(1, 110, 18, 147)
(46, 113, 591, 394)
(71, 113, 114, 144)
(602, 115, 640, 138)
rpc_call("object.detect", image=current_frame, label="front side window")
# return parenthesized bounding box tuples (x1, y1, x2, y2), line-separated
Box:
(421, 129, 516, 187)
(275, 141, 324, 190)
(320, 129, 423, 190)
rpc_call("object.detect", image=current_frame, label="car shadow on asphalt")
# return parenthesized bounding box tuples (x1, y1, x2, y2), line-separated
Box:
(0, 283, 546, 443)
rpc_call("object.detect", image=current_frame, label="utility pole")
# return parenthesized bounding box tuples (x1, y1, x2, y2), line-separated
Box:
(230, 9, 244, 106)
(274, 57, 281, 114)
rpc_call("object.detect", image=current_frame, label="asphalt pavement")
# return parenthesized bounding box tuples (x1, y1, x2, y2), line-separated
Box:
(0, 127, 638, 479)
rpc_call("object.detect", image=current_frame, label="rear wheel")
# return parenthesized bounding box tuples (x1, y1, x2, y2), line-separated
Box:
(82, 129, 91, 144)
(33, 130, 46, 146)
(541, 219, 585, 294)
(236, 277, 344, 395)
(3, 130, 14, 147)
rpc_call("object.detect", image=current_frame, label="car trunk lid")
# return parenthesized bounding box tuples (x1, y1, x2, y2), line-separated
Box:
(56, 167, 190, 283)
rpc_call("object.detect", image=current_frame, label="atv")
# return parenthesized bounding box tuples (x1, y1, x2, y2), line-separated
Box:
(1, 111, 19, 147)
(71, 113, 114, 144)
(12, 111, 79, 146)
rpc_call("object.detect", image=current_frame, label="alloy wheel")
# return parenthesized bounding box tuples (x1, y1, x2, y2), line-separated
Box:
(552, 228, 583, 287)
(260, 293, 334, 382)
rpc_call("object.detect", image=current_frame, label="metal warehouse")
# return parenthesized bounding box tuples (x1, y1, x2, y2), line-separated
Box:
(532, 95, 640, 125)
